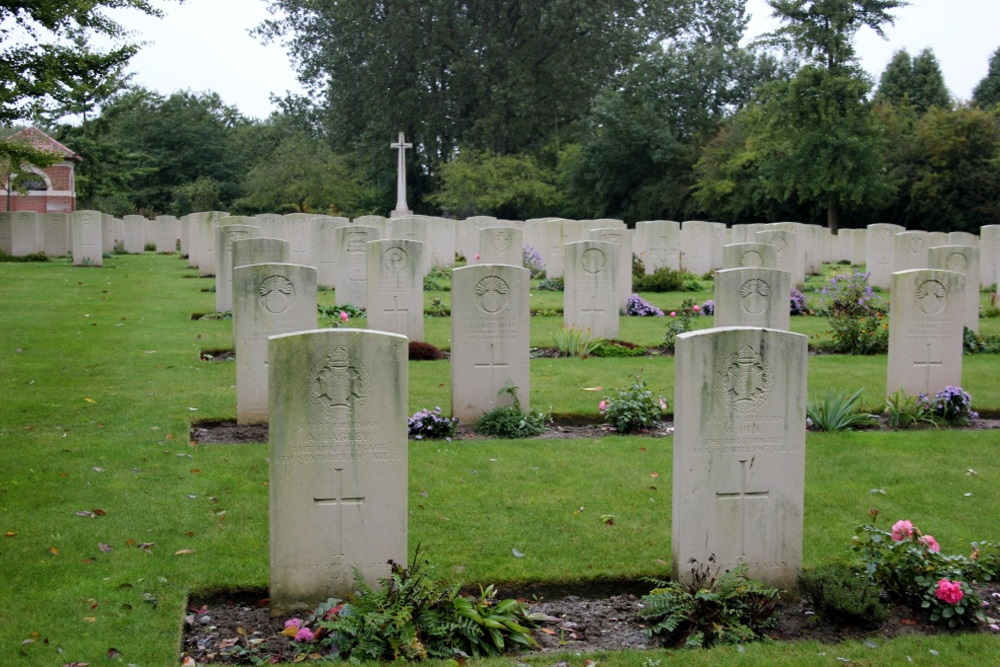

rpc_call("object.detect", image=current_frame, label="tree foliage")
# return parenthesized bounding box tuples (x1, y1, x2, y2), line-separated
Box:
(0, 0, 173, 166)
(875, 48, 949, 112)
(973, 46, 1000, 109)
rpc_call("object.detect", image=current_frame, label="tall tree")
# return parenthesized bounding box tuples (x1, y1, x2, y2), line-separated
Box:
(973, 46, 1000, 109)
(257, 0, 702, 210)
(875, 49, 914, 104)
(0, 1, 174, 167)
(876, 48, 949, 112)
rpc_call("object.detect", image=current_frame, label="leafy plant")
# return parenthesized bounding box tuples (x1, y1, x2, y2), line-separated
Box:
(408, 407, 458, 440)
(551, 326, 601, 358)
(963, 327, 1000, 354)
(536, 276, 564, 291)
(789, 287, 809, 315)
(981, 291, 1000, 318)
(426, 296, 450, 317)
(288, 548, 552, 661)
(409, 341, 445, 360)
(924, 385, 979, 426)
(591, 340, 647, 358)
(318, 302, 366, 327)
(797, 563, 890, 628)
(816, 272, 889, 354)
(883, 390, 939, 429)
(633, 267, 701, 292)
(522, 245, 545, 278)
(599, 373, 667, 434)
(851, 516, 1000, 629)
(663, 298, 700, 353)
(625, 293, 664, 316)
(475, 382, 548, 438)
(806, 388, 877, 432)
(638, 558, 781, 648)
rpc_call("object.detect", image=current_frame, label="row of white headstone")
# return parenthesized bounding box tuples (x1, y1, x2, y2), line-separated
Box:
(5, 210, 1000, 290)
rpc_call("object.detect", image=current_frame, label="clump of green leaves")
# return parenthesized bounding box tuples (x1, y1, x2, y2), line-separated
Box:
(633, 267, 702, 292)
(293, 549, 553, 661)
(663, 298, 700, 352)
(806, 388, 877, 432)
(475, 382, 548, 438)
(963, 327, 1000, 354)
(536, 276, 564, 291)
(638, 558, 781, 648)
(591, 340, 647, 358)
(551, 326, 601, 358)
(883, 390, 939, 429)
(318, 302, 366, 327)
(797, 564, 891, 628)
(0, 249, 49, 263)
(599, 374, 667, 434)
(816, 272, 888, 354)
(851, 515, 1000, 629)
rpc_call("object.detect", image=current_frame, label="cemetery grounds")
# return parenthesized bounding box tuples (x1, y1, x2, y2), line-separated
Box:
(1, 252, 999, 665)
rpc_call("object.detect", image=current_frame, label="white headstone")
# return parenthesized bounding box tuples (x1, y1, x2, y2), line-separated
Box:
(714, 268, 792, 331)
(451, 264, 530, 422)
(232, 237, 290, 269)
(979, 225, 1000, 288)
(756, 229, 804, 286)
(886, 269, 964, 397)
(43, 213, 69, 257)
(233, 263, 318, 424)
(71, 210, 104, 266)
(929, 245, 980, 333)
(563, 240, 619, 339)
(215, 224, 261, 312)
(11, 211, 41, 256)
(894, 231, 930, 273)
(268, 328, 407, 613)
(155, 216, 179, 253)
(673, 327, 807, 593)
(366, 238, 425, 341)
(588, 227, 633, 312)
(334, 226, 378, 307)
(722, 243, 779, 270)
(681, 220, 714, 276)
(123, 215, 147, 253)
(866, 223, 904, 289)
(479, 226, 523, 266)
(635, 220, 680, 273)
(315, 217, 349, 288)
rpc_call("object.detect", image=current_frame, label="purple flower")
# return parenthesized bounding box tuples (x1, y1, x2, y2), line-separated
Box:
(284, 618, 303, 630)
(294, 627, 315, 642)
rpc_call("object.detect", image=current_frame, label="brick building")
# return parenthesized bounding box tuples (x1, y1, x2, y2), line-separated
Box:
(3, 127, 81, 213)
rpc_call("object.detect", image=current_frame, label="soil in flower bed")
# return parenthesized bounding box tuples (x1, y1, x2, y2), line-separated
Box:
(181, 582, 1000, 664)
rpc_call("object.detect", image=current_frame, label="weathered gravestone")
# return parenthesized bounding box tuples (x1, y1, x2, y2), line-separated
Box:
(215, 224, 261, 312)
(564, 240, 619, 339)
(314, 217, 350, 289)
(680, 220, 714, 276)
(866, 223, 904, 289)
(589, 227, 633, 313)
(11, 212, 41, 256)
(123, 215, 147, 254)
(451, 264, 530, 422)
(479, 226, 523, 266)
(367, 238, 425, 341)
(232, 237, 290, 270)
(886, 269, 964, 397)
(979, 225, 1000, 288)
(43, 213, 69, 257)
(154, 216, 178, 254)
(233, 263, 318, 424)
(673, 327, 807, 594)
(269, 329, 408, 614)
(635, 220, 680, 273)
(929, 245, 980, 333)
(714, 268, 792, 331)
(334, 226, 378, 308)
(722, 242, 778, 270)
(0, 213, 9, 253)
(894, 231, 930, 273)
(756, 229, 803, 286)
(71, 210, 104, 266)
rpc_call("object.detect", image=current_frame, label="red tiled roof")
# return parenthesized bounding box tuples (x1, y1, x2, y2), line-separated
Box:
(7, 126, 82, 162)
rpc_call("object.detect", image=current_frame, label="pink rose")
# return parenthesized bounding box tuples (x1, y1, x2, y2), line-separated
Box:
(935, 579, 964, 605)
(294, 627, 315, 642)
(474, 252, 480, 260)
(692, 304, 701, 312)
(599, 400, 608, 412)
(669, 311, 676, 317)
(920, 535, 941, 552)
(284, 618, 303, 630)
(658, 398, 667, 410)
(891, 519, 915, 542)
(339, 311, 349, 322)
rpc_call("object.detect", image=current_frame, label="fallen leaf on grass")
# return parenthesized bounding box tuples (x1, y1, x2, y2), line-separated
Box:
(137, 542, 155, 553)
(174, 549, 194, 556)
(82, 617, 96, 622)
(512, 548, 525, 558)
(106, 648, 120, 659)
(581, 386, 603, 391)
(5, 532, 15, 537)
(650, 472, 659, 478)
(83, 398, 96, 404)
(98, 543, 112, 553)
(91, 467, 104, 473)
(48, 546, 59, 555)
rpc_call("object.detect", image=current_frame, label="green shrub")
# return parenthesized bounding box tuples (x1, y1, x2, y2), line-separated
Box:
(963, 327, 1000, 354)
(633, 267, 701, 292)
(797, 564, 890, 628)
(409, 341, 445, 361)
(816, 272, 888, 354)
(318, 303, 366, 327)
(883, 390, 939, 429)
(662, 298, 700, 353)
(599, 374, 667, 434)
(552, 326, 600, 358)
(806, 388, 877, 432)
(981, 291, 1000, 318)
(0, 249, 49, 262)
(536, 276, 564, 291)
(591, 340, 647, 358)
(475, 382, 548, 438)
(851, 516, 999, 629)
(638, 559, 781, 648)
(632, 253, 646, 277)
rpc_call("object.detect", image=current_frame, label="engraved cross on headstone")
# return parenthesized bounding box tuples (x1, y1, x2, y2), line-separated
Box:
(313, 467, 365, 558)
(390, 132, 413, 217)
(580, 292, 605, 330)
(384, 294, 408, 331)
(913, 341, 943, 392)
(716, 459, 769, 561)
(474, 342, 509, 405)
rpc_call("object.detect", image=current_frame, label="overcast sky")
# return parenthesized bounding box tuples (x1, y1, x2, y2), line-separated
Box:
(112, 0, 1000, 120)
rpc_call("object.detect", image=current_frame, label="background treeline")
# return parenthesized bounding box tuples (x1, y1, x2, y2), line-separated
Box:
(8, 1, 1000, 231)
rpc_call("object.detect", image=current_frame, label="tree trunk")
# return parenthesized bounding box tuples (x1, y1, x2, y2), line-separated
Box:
(827, 200, 839, 233)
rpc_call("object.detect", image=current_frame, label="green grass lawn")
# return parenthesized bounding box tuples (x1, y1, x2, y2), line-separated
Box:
(1, 254, 998, 665)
